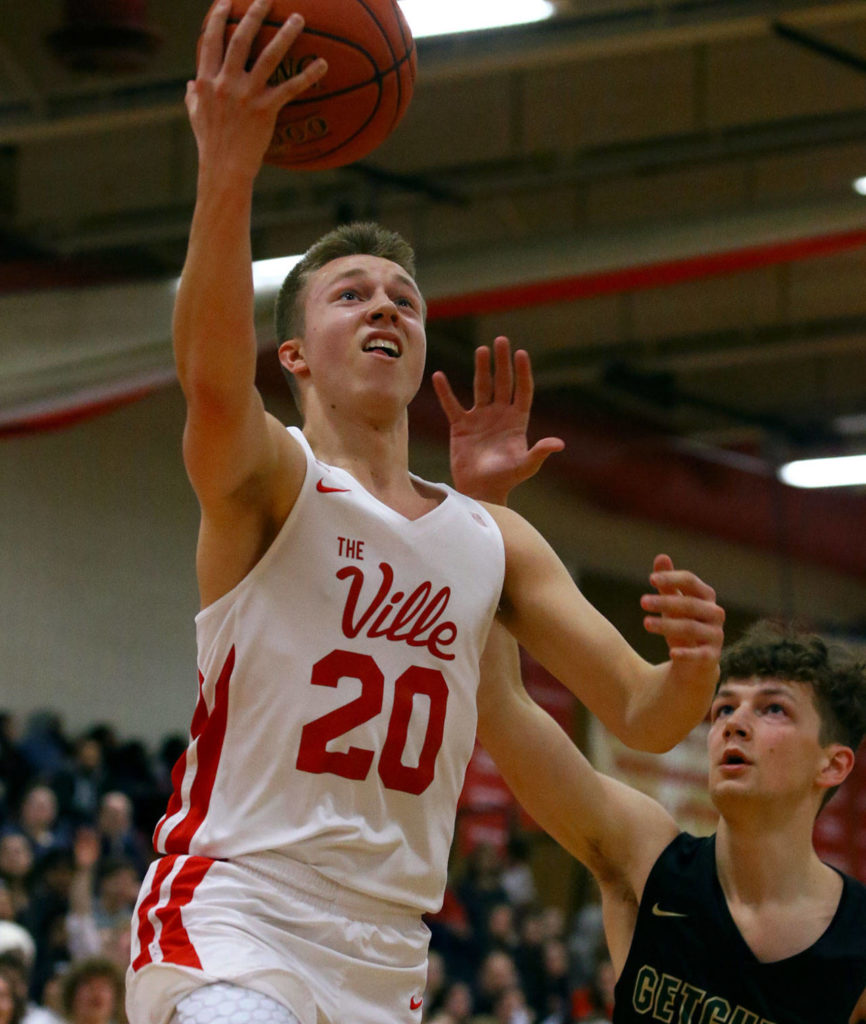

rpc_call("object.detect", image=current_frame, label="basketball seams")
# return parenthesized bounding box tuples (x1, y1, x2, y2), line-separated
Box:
(351, 0, 414, 133)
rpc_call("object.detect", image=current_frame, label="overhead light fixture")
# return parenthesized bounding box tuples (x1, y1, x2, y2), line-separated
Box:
(172, 255, 303, 296)
(853, 176, 866, 196)
(399, 0, 555, 39)
(252, 255, 302, 294)
(778, 454, 866, 489)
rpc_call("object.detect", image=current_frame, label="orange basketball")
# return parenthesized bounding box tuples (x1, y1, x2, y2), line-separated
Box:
(199, 0, 416, 170)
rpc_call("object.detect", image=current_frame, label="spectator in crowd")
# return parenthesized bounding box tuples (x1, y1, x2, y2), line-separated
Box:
(0, 929, 61, 1024)
(60, 959, 124, 1024)
(0, 717, 29, 827)
(500, 837, 537, 913)
(473, 951, 522, 1017)
(93, 797, 148, 880)
(434, 980, 475, 1024)
(15, 789, 66, 867)
(0, 836, 34, 922)
(0, 961, 26, 1024)
(458, 844, 510, 956)
(0, 886, 14, 925)
(17, 717, 68, 783)
(53, 737, 106, 830)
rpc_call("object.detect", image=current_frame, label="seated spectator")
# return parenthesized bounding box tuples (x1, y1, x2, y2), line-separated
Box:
(0, 926, 62, 1024)
(18, 717, 68, 784)
(94, 796, 148, 879)
(0, 716, 29, 829)
(14, 788, 67, 866)
(488, 985, 533, 1024)
(59, 959, 123, 1024)
(500, 836, 537, 913)
(0, 961, 25, 1024)
(485, 903, 519, 957)
(473, 951, 521, 1017)
(458, 844, 510, 953)
(0, 836, 34, 922)
(53, 737, 106, 831)
(66, 832, 137, 966)
(436, 981, 474, 1024)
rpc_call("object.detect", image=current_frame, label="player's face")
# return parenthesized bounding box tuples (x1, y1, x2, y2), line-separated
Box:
(284, 254, 427, 417)
(707, 677, 829, 810)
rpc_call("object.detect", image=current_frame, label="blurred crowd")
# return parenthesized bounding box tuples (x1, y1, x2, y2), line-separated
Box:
(0, 710, 614, 1024)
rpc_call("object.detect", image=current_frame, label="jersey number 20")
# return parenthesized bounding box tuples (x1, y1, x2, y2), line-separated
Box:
(295, 648, 448, 795)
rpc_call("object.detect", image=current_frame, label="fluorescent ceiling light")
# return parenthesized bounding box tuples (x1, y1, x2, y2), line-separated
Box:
(399, 0, 554, 39)
(778, 454, 866, 488)
(253, 255, 302, 293)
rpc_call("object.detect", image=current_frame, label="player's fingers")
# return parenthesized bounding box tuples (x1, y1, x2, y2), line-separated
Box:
(271, 55, 328, 105)
(642, 606, 724, 653)
(473, 346, 493, 405)
(512, 348, 535, 413)
(666, 645, 724, 663)
(526, 437, 566, 470)
(431, 370, 467, 423)
(249, 12, 306, 90)
(641, 591, 724, 625)
(491, 336, 514, 404)
(198, 0, 232, 78)
(650, 568, 718, 604)
(223, 0, 272, 75)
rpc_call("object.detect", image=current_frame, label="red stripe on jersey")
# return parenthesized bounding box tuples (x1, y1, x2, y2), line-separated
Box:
(153, 665, 213, 849)
(132, 855, 177, 970)
(157, 646, 235, 853)
(152, 856, 212, 969)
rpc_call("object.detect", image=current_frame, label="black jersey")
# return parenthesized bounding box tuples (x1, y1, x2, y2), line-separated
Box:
(613, 833, 866, 1024)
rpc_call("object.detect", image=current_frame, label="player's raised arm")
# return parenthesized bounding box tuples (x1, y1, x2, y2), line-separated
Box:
(174, 0, 326, 507)
(476, 621, 678, 972)
(438, 338, 724, 751)
(494, 507, 723, 751)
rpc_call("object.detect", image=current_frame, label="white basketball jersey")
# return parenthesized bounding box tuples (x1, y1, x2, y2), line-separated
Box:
(153, 427, 505, 913)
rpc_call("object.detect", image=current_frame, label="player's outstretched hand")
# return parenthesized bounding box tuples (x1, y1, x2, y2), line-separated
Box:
(188, 0, 327, 178)
(432, 336, 564, 506)
(640, 553, 725, 679)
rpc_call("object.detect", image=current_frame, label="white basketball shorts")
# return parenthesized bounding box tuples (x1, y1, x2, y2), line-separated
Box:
(127, 853, 430, 1024)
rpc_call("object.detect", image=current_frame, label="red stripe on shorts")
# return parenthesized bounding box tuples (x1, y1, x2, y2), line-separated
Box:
(152, 856, 213, 969)
(131, 855, 212, 971)
(157, 646, 235, 852)
(132, 855, 178, 970)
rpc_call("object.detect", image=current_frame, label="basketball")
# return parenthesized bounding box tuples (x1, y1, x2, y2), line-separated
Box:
(199, 0, 416, 170)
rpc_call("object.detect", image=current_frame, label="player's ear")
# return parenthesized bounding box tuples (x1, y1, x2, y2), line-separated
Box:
(817, 743, 855, 792)
(278, 337, 308, 379)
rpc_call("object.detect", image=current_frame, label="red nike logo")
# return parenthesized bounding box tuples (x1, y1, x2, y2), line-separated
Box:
(410, 996, 423, 1011)
(316, 478, 350, 494)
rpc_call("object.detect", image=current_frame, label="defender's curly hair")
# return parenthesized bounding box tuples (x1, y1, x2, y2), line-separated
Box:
(719, 620, 866, 752)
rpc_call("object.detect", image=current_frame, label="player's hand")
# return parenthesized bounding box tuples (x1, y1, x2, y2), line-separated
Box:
(188, 0, 327, 178)
(432, 336, 564, 506)
(640, 553, 725, 679)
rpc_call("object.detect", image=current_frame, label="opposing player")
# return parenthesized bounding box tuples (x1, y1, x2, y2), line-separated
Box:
(478, 621, 866, 1023)
(126, 3, 724, 1022)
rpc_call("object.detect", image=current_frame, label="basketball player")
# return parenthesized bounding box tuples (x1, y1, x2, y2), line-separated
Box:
(478, 620, 866, 1023)
(126, 3, 724, 1023)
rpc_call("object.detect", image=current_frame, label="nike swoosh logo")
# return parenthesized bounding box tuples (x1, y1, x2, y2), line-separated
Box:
(316, 478, 351, 494)
(652, 902, 688, 918)
(410, 996, 423, 1011)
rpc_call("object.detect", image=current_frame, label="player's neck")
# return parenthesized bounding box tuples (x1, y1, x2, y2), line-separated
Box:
(715, 816, 829, 906)
(302, 407, 440, 517)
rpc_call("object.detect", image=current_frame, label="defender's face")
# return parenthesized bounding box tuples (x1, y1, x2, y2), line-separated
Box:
(707, 677, 828, 809)
(283, 254, 427, 414)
